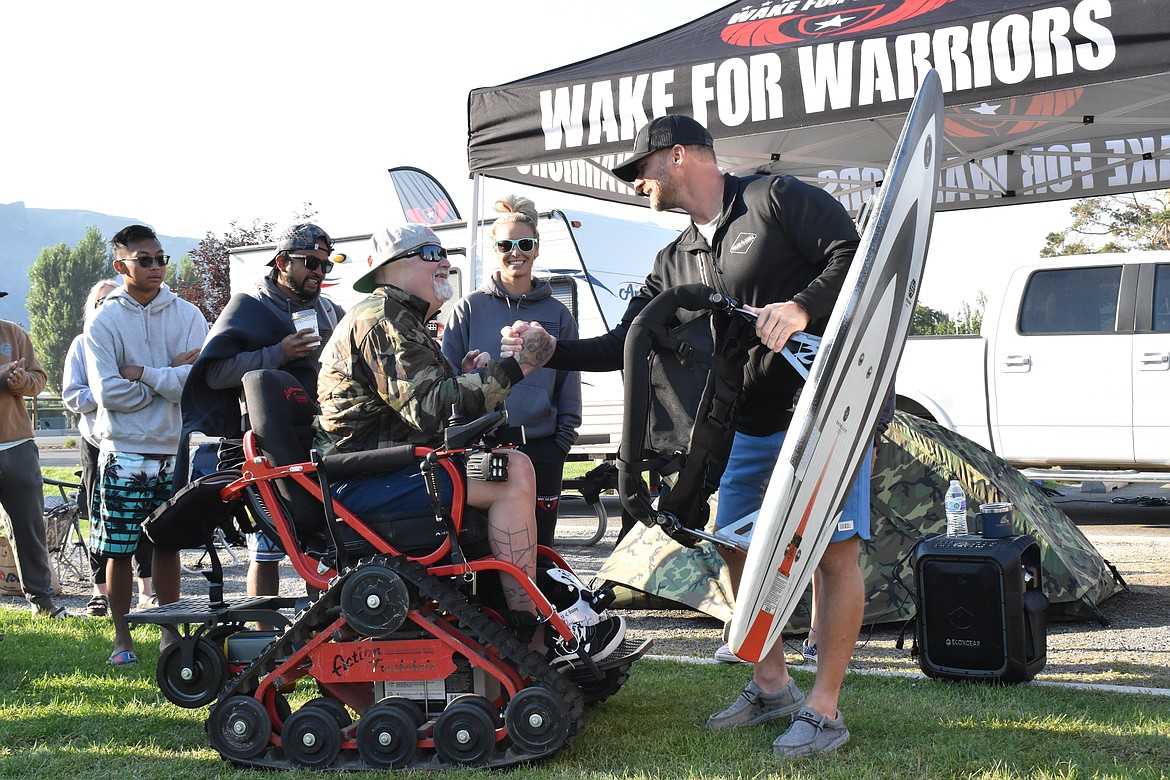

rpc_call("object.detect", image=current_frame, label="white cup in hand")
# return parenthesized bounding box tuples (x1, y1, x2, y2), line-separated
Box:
(292, 310, 321, 347)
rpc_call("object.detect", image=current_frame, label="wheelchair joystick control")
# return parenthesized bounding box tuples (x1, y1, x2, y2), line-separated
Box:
(447, 404, 466, 427)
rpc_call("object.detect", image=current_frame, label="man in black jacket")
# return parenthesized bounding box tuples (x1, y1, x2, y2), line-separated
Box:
(168, 223, 344, 607)
(503, 115, 866, 757)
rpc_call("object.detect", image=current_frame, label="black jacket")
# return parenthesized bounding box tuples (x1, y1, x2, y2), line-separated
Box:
(550, 172, 858, 436)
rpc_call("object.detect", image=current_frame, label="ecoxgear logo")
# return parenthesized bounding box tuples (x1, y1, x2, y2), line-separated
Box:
(945, 638, 981, 647)
(722, 0, 953, 47)
(730, 232, 757, 254)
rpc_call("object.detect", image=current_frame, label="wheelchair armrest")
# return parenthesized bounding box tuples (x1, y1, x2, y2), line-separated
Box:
(317, 445, 418, 481)
(444, 409, 508, 451)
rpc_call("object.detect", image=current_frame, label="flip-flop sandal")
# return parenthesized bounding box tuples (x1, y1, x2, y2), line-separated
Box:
(86, 595, 109, 617)
(108, 650, 138, 666)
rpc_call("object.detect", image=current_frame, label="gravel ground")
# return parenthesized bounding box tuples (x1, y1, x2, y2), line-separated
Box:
(19, 484, 1169, 692)
(556, 521, 1170, 692)
(553, 496, 1170, 692)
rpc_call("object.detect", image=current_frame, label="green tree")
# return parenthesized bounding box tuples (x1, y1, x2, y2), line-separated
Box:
(1042, 190, 1170, 255)
(25, 226, 111, 393)
(173, 253, 195, 289)
(954, 290, 987, 335)
(910, 292, 986, 336)
(910, 303, 953, 335)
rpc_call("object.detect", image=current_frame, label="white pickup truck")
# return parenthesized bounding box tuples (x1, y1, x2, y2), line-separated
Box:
(894, 251, 1170, 472)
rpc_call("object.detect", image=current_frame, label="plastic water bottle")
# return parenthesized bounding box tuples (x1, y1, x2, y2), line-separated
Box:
(945, 479, 967, 536)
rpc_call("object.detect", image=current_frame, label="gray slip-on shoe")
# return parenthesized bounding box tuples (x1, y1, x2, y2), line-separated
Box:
(773, 705, 850, 757)
(706, 678, 805, 730)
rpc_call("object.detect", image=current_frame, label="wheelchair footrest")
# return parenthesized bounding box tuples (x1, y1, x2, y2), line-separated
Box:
(558, 636, 654, 673)
(126, 595, 302, 628)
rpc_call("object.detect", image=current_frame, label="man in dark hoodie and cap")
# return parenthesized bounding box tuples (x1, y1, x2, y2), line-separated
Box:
(173, 222, 344, 602)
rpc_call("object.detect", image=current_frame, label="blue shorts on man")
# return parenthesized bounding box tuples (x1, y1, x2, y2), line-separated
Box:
(713, 429, 872, 542)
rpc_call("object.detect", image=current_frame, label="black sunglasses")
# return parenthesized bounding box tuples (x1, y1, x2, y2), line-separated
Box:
(124, 254, 170, 268)
(286, 253, 335, 274)
(495, 238, 538, 253)
(393, 245, 448, 263)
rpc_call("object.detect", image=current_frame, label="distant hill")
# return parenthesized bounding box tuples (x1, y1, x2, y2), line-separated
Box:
(0, 201, 200, 328)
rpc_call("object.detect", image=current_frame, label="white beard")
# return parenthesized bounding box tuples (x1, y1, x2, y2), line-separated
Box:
(434, 276, 455, 301)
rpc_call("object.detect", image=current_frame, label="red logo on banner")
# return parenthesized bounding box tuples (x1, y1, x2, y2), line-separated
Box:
(945, 89, 1085, 138)
(406, 200, 453, 225)
(721, 0, 953, 46)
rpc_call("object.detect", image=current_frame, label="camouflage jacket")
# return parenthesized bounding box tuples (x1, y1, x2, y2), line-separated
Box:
(313, 285, 523, 455)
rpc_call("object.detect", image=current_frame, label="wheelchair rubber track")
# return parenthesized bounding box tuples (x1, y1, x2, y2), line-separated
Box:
(209, 553, 587, 771)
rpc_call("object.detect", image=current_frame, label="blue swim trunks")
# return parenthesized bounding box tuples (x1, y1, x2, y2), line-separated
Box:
(713, 429, 872, 542)
(91, 451, 175, 558)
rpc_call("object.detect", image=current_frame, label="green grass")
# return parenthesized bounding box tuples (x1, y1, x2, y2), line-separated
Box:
(563, 460, 601, 481)
(1, 606, 1166, 779)
(42, 466, 81, 501)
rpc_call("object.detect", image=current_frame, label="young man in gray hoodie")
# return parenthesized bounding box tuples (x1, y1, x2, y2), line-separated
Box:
(86, 224, 208, 665)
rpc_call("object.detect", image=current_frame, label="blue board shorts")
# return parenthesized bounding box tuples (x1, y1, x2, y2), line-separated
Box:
(252, 464, 457, 562)
(713, 429, 871, 542)
(331, 465, 456, 520)
(91, 451, 175, 558)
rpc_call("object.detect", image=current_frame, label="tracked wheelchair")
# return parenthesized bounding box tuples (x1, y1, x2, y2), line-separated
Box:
(128, 368, 650, 771)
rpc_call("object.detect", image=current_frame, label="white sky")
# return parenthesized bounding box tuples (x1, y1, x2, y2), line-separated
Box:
(0, 1, 1078, 316)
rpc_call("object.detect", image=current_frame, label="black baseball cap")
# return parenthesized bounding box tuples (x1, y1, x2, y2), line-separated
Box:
(611, 114, 714, 183)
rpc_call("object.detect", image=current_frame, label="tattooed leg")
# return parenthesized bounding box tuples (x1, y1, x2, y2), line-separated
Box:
(487, 522, 537, 610)
(466, 450, 544, 648)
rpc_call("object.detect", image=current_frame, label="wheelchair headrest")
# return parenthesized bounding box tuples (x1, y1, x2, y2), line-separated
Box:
(243, 369, 316, 466)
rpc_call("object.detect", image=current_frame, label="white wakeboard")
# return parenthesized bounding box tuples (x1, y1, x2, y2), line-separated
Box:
(727, 69, 944, 662)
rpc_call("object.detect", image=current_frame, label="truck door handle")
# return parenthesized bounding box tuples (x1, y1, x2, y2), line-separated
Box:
(1138, 351, 1170, 371)
(1001, 354, 1032, 373)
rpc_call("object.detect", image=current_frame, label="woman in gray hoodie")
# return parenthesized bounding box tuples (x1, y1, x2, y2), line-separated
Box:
(442, 196, 581, 546)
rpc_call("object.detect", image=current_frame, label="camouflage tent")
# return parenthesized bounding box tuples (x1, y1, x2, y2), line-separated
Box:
(873, 412, 1124, 622)
(599, 412, 1123, 630)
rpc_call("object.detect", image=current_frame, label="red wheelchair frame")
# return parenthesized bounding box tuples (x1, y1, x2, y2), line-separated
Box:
(130, 369, 647, 771)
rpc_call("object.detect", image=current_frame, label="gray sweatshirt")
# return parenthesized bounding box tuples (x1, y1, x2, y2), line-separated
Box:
(442, 273, 581, 452)
(86, 284, 208, 454)
(62, 334, 99, 445)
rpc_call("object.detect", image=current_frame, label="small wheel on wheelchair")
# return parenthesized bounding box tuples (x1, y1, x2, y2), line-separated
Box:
(503, 686, 570, 755)
(433, 700, 497, 766)
(157, 638, 227, 709)
(339, 564, 411, 638)
(356, 704, 419, 769)
(208, 695, 271, 761)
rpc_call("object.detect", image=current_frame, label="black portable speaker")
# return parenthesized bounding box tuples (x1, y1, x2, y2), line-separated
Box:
(913, 534, 1048, 683)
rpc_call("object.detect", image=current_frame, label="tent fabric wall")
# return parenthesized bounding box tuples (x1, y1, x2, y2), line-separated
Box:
(878, 411, 1124, 621)
(597, 411, 1123, 629)
(469, 0, 1170, 216)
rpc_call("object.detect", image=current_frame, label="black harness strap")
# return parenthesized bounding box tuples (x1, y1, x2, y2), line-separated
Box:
(618, 284, 753, 543)
(658, 313, 753, 531)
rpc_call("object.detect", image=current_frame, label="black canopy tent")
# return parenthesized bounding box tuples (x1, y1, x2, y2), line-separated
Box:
(468, 0, 1170, 216)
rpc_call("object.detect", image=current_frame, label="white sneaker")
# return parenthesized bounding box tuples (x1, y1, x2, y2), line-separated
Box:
(713, 642, 745, 664)
(546, 567, 602, 628)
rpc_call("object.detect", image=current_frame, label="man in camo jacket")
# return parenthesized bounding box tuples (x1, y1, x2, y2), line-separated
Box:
(312, 223, 627, 665)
